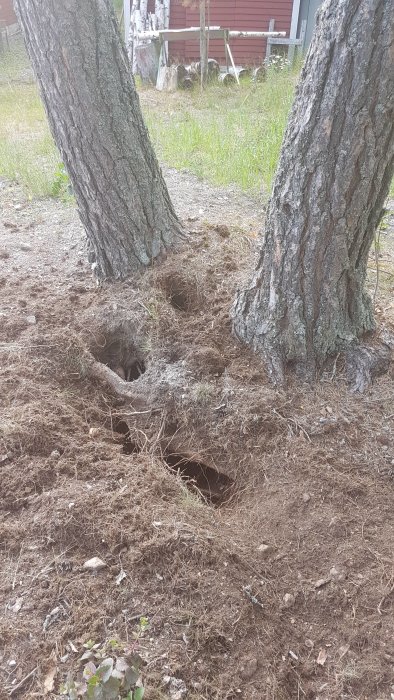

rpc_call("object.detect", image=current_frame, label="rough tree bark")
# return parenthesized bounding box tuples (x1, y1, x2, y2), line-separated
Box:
(13, 0, 184, 280)
(232, 0, 394, 383)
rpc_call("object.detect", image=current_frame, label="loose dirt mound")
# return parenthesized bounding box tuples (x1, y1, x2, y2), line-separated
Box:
(1, 181, 394, 700)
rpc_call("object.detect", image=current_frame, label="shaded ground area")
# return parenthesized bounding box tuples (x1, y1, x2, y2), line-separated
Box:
(164, 166, 263, 231)
(0, 179, 394, 700)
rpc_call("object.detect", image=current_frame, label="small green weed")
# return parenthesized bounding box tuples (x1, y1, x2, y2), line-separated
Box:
(61, 655, 144, 700)
(51, 162, 71, 198)
(60, 621, 148, 700)
(141, 299, 159, 320)
(265, 54, 291, 71)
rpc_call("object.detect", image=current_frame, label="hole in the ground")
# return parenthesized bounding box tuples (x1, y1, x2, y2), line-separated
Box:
(111, 418, 140, 455)
(169, 291, 190, 312)
(113, 358, 146, 382)
(164, 452, 235, 505)
(157, 271, 199, 312)
(91, 332, 146, 383)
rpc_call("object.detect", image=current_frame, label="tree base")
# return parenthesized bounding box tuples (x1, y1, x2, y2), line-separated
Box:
(346, 339, 392, 392)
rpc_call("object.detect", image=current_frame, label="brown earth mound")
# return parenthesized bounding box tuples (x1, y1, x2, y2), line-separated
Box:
(1, 181, 394, 700)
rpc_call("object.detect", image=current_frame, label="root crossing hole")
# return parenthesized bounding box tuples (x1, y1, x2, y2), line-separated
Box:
(164, 452, 234, 505)
(91, 331, 146, 383)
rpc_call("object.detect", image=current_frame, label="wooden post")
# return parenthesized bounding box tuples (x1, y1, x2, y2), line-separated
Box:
(156, 35, 170, 90)
(129, 0, 138, 68)
(266, 18, 275, 59)
(155, 0, 164, 28)
(297, 19, 307, 58)
(199, 0, 208, 88)
(163, 0, 170, 29)
(162, 0, 170, 66)
(224, 30, 229, 73)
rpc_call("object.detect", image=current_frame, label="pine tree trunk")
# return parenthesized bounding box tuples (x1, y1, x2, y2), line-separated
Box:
(14, 0, 184, 280)
(233, 0, 394, 383)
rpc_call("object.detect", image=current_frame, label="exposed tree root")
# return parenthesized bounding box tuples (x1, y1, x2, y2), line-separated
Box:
(345, 340, 392, 393)
(246, 334, 392, 392)
(86, 354, 149, 410)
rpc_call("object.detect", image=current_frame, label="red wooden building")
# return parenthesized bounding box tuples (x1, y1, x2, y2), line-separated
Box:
(125, 0, 322, 67)
(169, 0, 293, 65)
(0, 0, 17, 27)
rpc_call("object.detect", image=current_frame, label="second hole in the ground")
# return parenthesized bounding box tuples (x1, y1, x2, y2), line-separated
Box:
(164, 452, 234, 505)
(110, 417, 235, 505)
(112, 419, 139, 455)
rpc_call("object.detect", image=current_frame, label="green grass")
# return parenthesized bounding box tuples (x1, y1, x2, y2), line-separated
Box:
(141, 73, 296, 195)
(113, 0, 123, 25)
(0, 41, 296, 199)
(0, 83, 61, 197)
(0, 39, 392, 201)
(0, 38, 31, 82)
(0, 39, 61, 196)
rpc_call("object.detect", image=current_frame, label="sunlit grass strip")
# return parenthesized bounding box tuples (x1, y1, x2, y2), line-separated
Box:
(0, 84, 60, 197)
(0, 44, 392, 200)
(142, 72, 296, 195)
